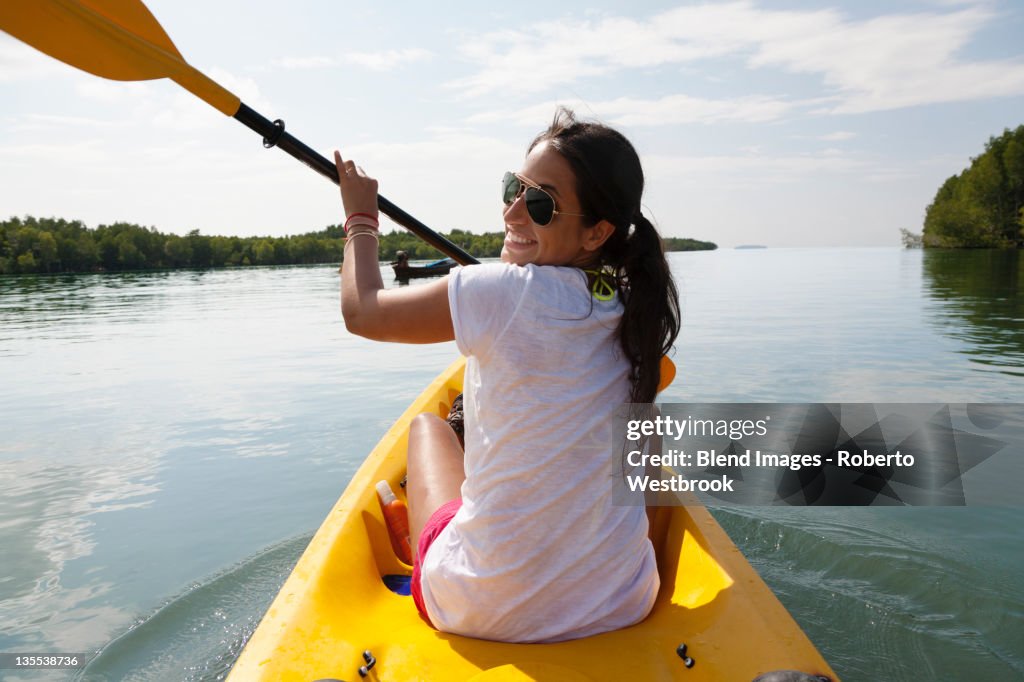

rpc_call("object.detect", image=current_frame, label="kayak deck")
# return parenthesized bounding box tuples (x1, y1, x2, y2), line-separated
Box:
(229, 357, 837, 681)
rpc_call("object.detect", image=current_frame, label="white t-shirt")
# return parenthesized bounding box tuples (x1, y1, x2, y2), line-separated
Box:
(419, 262, 659, 643)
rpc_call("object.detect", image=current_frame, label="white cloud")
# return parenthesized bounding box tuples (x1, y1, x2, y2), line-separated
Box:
(744, 5, 1024, 113)
(341, 48, 432, 71)
(0, 138, 110, 163)
(820, 131, 856, 141)
(447, 1, 1024, 114)
(6, 113, 121, 133)
(143, 67, 272, 131)
(469, 94, 797, 127)
(272, 56, 335, 70)
(596, 94, 796, 125)
(74, 76, 152, 103)
(645, 150, 867, 185)
(0, 34, 71, 82)
(269, 49, 432, 73)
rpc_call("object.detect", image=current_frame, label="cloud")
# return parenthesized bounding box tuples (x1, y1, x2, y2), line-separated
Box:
(141, 67, 272, 131)
(644, 149, 868, 186)
(6, 113, 121, 134)
(469, 94, 798, 127)
(0, 33, 71, 82)
(341, 48, 432, 71)
(446, 1, 1024, 113)
(744, 4, 1024, 113)
(820, 131, 856, 141)
(269, 49, 432, 72)
(272, 56, 336, 70)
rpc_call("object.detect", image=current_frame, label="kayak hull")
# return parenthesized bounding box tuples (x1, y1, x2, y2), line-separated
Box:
(392, 260, 456, 281)
(229, 357, 838, 681)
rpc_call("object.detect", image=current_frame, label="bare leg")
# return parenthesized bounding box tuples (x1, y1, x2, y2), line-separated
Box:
(407, 413, 465, 560)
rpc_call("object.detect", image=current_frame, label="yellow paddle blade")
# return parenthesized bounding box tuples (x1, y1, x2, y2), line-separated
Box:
(658, 355, 677, 393)
(0, 0, 183, 78)
(0, 0, 240, 115)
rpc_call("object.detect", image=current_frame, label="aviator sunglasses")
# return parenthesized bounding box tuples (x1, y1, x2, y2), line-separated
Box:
(502, 171, 587, 226)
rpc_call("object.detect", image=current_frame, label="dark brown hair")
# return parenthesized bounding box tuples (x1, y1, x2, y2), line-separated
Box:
(529, 107, 680, 403)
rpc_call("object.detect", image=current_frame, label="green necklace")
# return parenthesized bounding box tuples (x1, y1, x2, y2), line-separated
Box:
(583, 268, 617, 302)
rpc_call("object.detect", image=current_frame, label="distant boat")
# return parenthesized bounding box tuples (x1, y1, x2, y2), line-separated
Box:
(735, 245, 767, 249)
(391, 255, 456, 281)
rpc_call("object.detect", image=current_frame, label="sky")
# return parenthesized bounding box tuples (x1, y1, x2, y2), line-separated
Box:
(2, 0, 1024, 248)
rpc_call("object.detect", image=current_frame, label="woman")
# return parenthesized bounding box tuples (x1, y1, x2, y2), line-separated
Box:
(336, 108, 679, 643)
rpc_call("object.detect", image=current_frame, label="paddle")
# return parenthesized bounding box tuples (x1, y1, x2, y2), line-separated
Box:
(0, 0, 478, 266)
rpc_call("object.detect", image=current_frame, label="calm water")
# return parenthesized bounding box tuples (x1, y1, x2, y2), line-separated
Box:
(1, 248, 1021, 681)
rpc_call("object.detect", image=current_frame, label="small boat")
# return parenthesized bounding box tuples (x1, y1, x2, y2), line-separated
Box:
(229, 357, 838, 681)
(392, 253, 457, 281)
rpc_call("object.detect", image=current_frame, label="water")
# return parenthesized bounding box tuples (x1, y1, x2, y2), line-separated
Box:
(0, 249, 1021, 681)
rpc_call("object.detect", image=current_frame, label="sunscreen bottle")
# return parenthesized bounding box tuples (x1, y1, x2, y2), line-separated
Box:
(376, 480, 413, 565)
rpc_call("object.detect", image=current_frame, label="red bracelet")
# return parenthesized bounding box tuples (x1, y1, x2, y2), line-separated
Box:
(345, 212, 379, 224)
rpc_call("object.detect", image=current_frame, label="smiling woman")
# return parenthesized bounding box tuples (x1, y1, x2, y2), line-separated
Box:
(334, 107, 681, 642)
(498, 148, 612, 266)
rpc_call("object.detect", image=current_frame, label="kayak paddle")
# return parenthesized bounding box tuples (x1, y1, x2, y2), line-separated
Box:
(0, 0, 479, 265)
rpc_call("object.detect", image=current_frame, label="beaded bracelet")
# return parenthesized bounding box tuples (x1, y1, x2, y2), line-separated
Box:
(345, 230, 379, 245)
(344, 222, 380, 235)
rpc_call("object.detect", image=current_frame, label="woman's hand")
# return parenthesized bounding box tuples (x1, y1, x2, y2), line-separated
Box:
(334, 150, 379, 218)
(335, 148, 454, 344)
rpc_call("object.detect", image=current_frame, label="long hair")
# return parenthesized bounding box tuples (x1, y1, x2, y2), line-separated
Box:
(529, 107, 680, 403)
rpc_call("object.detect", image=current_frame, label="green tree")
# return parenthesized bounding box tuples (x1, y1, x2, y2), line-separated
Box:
(1005, 138, 1024, 225)
(16, 251, 37, 272)
(253, 239, 275, 265)
(1, 214, 715, 274)
(210, 236, 235, 266)
(117, 232, 147, 269)
(36, 231, 59, 272)
(923, 124, 1024, 248)
(187, 229, 213, 268)
(164, 235, 193, 267)
(900, 228, 923, 249)
(73, 233, 99, 271)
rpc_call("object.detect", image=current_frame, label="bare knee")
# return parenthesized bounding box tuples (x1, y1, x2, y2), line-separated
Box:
(410, 412, 463, 458)
(410, 412, 448, 439)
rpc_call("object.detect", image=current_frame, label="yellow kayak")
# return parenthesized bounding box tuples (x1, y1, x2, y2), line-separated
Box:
(229, 357, 838, 681)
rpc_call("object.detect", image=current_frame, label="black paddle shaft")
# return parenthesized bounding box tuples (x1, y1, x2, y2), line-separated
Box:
(233, 103, 479, 266)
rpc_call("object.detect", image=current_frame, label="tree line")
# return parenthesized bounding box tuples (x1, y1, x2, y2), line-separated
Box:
(916, 124, 1024, 248)
(0, 216, 716, 275)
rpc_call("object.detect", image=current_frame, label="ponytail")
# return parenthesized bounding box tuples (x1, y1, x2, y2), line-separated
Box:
(620, 213, 679, 403)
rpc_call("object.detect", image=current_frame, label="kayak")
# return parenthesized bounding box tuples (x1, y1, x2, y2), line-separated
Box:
(392, 257, 457, 282)
(229, 357, 838, 681)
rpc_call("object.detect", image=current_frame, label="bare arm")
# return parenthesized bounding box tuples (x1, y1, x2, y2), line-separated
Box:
(335, 151, 455, 344)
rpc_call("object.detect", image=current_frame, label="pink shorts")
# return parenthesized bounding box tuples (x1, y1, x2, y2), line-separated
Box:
(410, 498, 462, 627)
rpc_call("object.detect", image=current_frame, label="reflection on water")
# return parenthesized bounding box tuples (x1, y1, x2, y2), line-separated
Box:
(0, 264, 459, 666)
(0, 454, 160, 653)
(922, 249, 1024, 376)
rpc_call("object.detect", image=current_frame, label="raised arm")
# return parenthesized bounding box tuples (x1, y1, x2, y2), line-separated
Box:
(335, 151, 455, 344)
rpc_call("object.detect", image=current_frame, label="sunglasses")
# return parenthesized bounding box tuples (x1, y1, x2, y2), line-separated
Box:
(501, 171, 587, 226)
